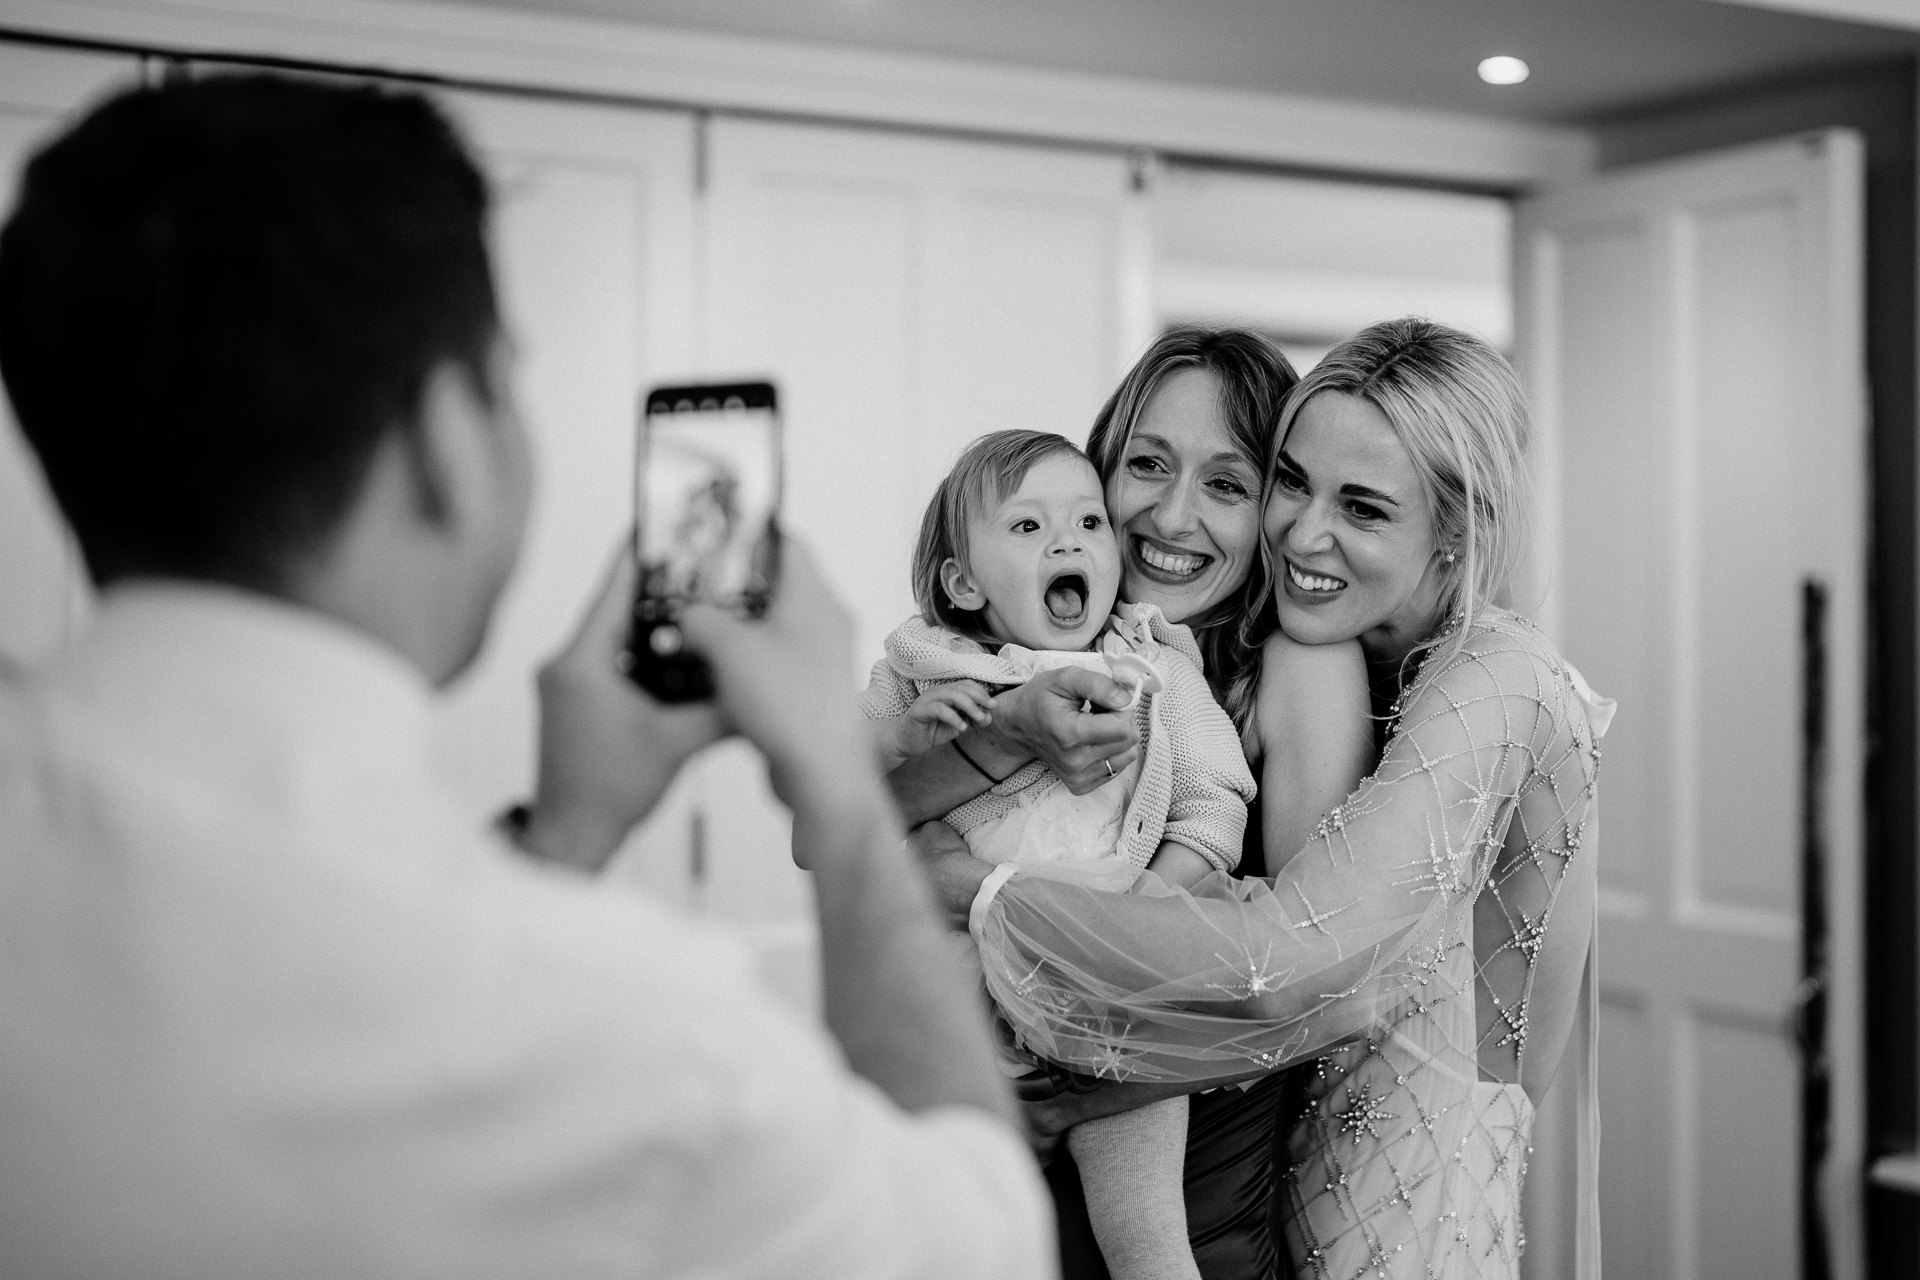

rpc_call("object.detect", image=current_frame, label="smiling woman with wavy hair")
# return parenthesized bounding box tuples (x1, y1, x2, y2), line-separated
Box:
(1083, 326, 1300, 737)
(1266, 317, 1535, 681)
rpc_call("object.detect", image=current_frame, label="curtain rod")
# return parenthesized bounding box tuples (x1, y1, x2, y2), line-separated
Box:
(0, 23, 1520, 200)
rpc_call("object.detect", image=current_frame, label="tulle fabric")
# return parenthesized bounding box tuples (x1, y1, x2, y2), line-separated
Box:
(973, 612, 1610, 1278)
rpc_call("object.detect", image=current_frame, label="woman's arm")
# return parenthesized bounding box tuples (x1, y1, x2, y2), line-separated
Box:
(970, 629, 1579, 1085)
(905, 819, 993, 926)
(1020, 1072, 1269, 1149)
(886, 666, 1141, 826)
(1142, 841, 1215, 889)
(1023, 1080, 1196, 1149)
(1252, 631, 1373, 871)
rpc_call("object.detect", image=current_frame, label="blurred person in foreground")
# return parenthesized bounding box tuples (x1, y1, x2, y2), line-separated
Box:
(0, 74, 1049, 1279)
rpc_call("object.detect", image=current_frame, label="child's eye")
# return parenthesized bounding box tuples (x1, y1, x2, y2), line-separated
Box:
(1011, 518, 1040, 534)
(1079, 513, 1104, 530)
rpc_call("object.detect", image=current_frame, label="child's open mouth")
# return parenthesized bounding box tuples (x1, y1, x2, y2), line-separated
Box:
(1043, 570, 1089, 627)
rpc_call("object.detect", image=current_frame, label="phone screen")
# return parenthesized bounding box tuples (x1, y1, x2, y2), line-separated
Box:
(636, 384, 780, 613)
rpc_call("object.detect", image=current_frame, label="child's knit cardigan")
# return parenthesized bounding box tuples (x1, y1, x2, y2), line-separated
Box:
(860, 602, 1256, 874)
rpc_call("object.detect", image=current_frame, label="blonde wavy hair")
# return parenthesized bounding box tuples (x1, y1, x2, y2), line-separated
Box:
(1272, 317, 1534, 677)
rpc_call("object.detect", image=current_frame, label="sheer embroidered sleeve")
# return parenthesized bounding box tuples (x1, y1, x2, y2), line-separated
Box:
(972, 616, 1603, 1087)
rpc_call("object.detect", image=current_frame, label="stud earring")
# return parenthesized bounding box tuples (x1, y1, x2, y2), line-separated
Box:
(1444, 550, 1457, 564)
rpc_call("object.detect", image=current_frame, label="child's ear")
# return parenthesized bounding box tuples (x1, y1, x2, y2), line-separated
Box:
(940, 558, 987, 612)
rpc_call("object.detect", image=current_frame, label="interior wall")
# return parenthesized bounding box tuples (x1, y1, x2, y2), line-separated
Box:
(1591, 55, 1919, 1276)
(1150, 165, 1511, 372)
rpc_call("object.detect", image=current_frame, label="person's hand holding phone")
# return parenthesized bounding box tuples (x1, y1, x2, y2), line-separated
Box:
(523, 538, 877, 873)
(521, 545, 728, 871)
(677, 541, 878, 819)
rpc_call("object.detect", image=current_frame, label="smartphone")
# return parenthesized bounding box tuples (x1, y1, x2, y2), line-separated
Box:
(625, 381, 782, 702)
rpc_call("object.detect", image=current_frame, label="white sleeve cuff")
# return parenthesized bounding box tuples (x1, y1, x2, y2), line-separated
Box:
(968, 863, 1019, 941)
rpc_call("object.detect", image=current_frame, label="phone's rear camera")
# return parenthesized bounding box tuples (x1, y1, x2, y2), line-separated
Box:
(649, 625, 683, 656)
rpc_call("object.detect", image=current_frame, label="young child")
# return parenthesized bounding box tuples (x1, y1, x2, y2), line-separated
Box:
(861, 429, 1256, 1280)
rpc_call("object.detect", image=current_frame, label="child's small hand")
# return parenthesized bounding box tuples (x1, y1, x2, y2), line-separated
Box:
(887, 681, 996, 766)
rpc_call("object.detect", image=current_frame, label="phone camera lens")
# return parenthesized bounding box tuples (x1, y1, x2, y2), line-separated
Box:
(649, 624, 683, 656)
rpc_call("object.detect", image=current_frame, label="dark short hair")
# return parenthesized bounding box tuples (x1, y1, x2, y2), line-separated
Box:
(0, 73, 498, 587)
(911, 429, 1086, 640)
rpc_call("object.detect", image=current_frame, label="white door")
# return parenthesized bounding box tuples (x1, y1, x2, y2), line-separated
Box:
(1516, 131, 1866, 1280)
(689, 119, 1146, 1008)
(0, 45, 139, 667)
(425, 92, 702, 902)
(703, 118, 1148, 666)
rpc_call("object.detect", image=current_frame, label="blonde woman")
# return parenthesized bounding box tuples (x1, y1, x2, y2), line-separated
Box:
(924, 318, 1610, 1278)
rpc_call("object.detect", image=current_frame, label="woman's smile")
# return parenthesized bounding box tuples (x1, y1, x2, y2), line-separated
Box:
(1282, 558, 1348, 597)
(1130, 533, 1213, 582)
(1106, 368, 1263, 624)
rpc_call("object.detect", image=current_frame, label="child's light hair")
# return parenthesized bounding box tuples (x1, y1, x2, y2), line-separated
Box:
(912, 429, 1088, 643)
(1275, 317, 1534, 672)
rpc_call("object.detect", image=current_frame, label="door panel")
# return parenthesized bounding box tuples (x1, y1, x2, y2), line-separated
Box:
(1689, 195, 1801, 926)
(1695, 1013, 1800, 1274)
(927, 193, 1123, 493)
(1554, 220, 1668, 908)
(719, 171, 923, 670)
(424, 93, 702, 901)
(1518, 130, 1865, 1279)
(1598, 996, 1663, 1280)
(696, 120, 1138, 1013)
(704, 120, 1137, 669)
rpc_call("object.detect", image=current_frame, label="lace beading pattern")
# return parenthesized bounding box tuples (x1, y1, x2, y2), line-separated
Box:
(973, 612, 1605, 1278)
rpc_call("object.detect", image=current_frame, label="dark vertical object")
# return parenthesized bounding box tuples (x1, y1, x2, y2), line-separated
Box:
(1127, 147, 1152, 194)
(692, 108, 711, 197)
(1801, 579, 1832, 1280)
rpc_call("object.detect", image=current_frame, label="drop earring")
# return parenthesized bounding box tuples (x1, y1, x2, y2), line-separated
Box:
(1443, 549, 1457, 564)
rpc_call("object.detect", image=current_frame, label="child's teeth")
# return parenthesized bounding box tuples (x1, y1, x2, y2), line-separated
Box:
(1140, 543, 1205, 575)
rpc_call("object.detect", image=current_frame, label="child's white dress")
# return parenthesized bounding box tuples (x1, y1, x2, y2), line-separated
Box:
(959, 646, 1144, 893)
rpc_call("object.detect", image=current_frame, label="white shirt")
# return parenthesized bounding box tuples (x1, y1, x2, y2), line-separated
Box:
(0, 584, 1052, 1280)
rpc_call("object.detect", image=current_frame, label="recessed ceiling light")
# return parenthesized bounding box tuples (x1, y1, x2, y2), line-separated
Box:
(1478, 56, 1530, 86)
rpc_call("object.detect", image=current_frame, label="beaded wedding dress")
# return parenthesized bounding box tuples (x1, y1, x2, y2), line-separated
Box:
(972, 612, 1610, 1279)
